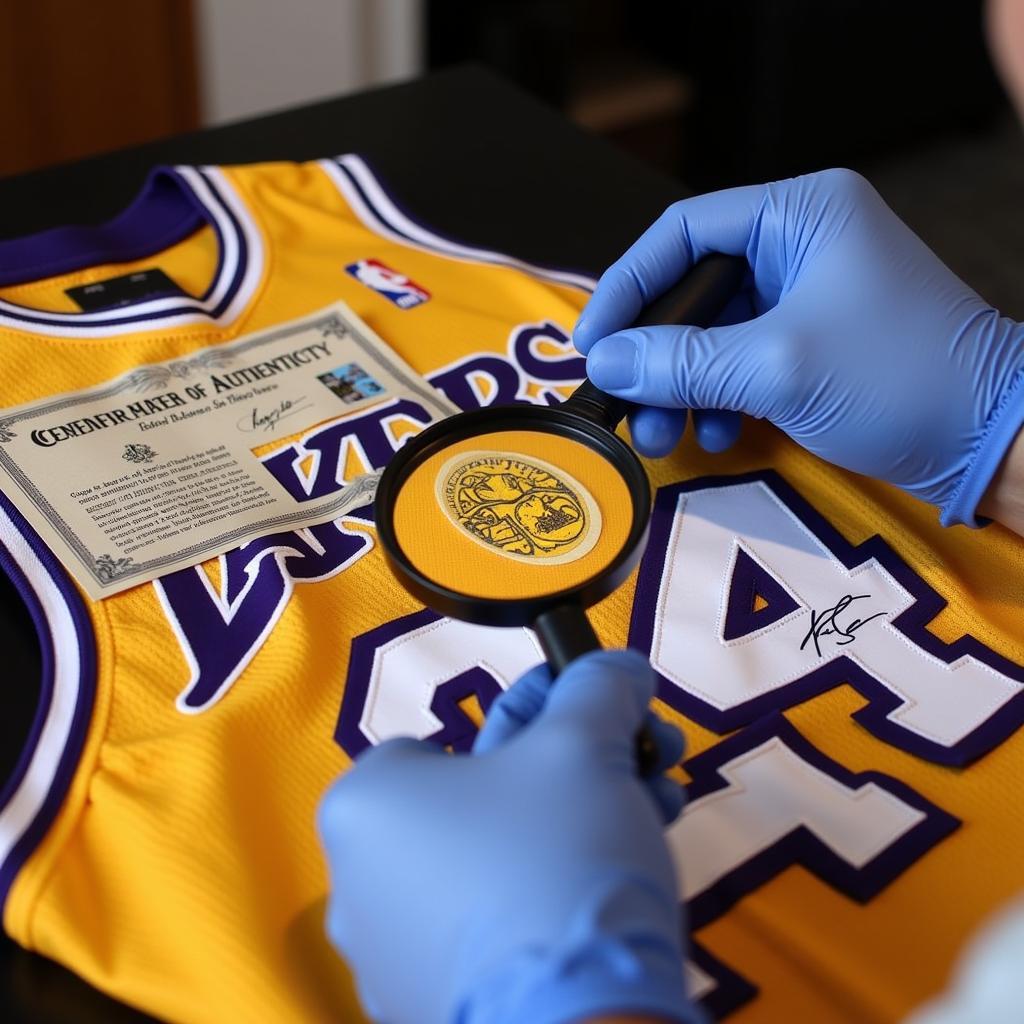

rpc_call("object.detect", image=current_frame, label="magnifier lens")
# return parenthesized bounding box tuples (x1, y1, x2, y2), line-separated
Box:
(391, 427, 635, 602)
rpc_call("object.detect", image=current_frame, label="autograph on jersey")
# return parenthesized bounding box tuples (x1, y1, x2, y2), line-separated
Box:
(436, 451, 601, 565)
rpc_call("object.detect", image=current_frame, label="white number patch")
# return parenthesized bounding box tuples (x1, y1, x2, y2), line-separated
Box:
(673, 713, 957, 1015)
(629, 473, 1024, 765)
(336, 609, 542, 754)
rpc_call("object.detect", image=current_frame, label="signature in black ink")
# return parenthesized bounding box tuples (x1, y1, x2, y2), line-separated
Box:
(239, 397, 312, 433)
(800, 594, 887, 657)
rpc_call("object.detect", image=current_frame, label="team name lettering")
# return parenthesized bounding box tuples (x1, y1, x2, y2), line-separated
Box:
(155, 397, 430, 712)
(155, 324, 585, 711)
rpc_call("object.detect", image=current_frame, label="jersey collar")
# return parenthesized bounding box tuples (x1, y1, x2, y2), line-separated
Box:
(0, 166, 264, 339)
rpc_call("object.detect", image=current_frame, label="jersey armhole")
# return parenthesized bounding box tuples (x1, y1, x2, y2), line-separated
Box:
(318, 154, 598, 296)
(0, 493, 97, 939)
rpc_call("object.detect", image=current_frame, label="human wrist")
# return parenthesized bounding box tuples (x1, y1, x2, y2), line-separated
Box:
(457, 875, 701, 1024)
(460, 936, 698, 1024)
(940, 322, 1024, 528)
(977, 423, 1024, 536)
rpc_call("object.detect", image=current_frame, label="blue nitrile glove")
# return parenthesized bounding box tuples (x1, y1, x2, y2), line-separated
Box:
(574, 168, 1024, 527)
(319, 649, 704, 1024)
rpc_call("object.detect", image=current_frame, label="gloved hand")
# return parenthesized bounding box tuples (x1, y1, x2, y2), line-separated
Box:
(574, 168, 1024, 527)
(319, 649, 703, 1024)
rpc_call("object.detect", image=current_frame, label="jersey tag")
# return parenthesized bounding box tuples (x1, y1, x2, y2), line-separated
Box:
(345, 259, 430, 308)
(65, 269, 186, 312)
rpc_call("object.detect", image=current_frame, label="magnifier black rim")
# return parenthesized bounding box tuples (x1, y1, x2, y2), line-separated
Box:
(374, 404, 651, 627)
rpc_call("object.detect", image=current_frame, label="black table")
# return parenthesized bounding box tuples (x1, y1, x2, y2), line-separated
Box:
(0, 64, 690, 1022)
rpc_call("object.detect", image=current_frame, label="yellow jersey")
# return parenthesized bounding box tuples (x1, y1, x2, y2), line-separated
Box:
(0, 155, 1022, 1024)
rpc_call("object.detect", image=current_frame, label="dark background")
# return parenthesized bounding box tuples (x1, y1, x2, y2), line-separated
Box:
(431, 0, 1002, 187)
(427, 0, 1024, 320)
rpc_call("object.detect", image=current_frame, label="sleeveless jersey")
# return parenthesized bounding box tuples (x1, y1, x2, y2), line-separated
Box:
(0, 155, 1022, 1024)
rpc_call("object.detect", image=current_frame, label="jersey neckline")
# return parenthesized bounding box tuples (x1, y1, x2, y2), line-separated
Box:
(0, 166, 265, 339)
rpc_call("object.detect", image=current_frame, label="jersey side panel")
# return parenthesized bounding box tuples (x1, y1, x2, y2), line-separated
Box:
(0, 497, 111, 949)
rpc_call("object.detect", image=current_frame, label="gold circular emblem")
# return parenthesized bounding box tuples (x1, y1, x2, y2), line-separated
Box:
(435, 450, 602, 565)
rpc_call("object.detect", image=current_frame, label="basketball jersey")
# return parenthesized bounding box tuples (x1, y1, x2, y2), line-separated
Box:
(0, 155, 1022, 1024)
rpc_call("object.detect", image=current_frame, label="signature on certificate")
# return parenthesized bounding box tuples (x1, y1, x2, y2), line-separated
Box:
(238, 397, 313, 434)
(800, 594, 887, 657)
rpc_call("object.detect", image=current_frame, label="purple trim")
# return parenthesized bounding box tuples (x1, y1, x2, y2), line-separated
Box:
(193, 167, 246, 313)
(510, 321, 587, 383)
(163, 511, 375, 713)
(336, 608, 442, 757)
(721, 545, 799, 641)
(684, 712, 959, 925)
(0, 527, 55, 811)
(628, 470, 1024, 766)
(330, 157, 598, 289)
(682, 712, 959, 1015)
(427, 667, 502, 752)
(0, 168, 246, 329)
(688, 942, 757, 1021)
(0, 492, 96, 911)
(0, 169, 204, 286)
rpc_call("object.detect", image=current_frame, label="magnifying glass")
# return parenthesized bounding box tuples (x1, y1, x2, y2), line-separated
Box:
(374, 254, 746, 772)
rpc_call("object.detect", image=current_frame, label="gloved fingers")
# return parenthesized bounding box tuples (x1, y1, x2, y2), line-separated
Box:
(586, 317, 767, 413)
(318, 736, 442, 842)
(473, 662, 553, 754)
(323, 897, 351, 959)
(573, 183, 767, 354)
(644, 711, 686, 774)
(692, 409, 743, 453)
(541, 648, 655, 748)
(627, 405, 688, 458)
(646, 775, 687, 825)
(323, 907, 387, 1024)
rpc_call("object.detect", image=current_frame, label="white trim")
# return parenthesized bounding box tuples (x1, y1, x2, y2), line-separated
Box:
(0, 167, 265, 339)
(320, 155, 597, 293)
(0, 505, 84, 874)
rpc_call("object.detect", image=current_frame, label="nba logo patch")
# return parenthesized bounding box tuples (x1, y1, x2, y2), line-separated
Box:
(345, 258, 430, 309)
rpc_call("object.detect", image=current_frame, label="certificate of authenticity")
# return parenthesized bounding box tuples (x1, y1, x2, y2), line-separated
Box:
(0, 302, 455, 599)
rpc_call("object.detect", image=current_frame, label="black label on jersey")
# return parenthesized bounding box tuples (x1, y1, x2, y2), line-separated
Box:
(65, 268, 187, 312)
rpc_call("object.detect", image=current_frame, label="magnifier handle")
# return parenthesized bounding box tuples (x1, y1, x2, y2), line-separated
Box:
(533, 603, 602, 674)
(533, 604, 659, 777)
(567, 252, 748, 430)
